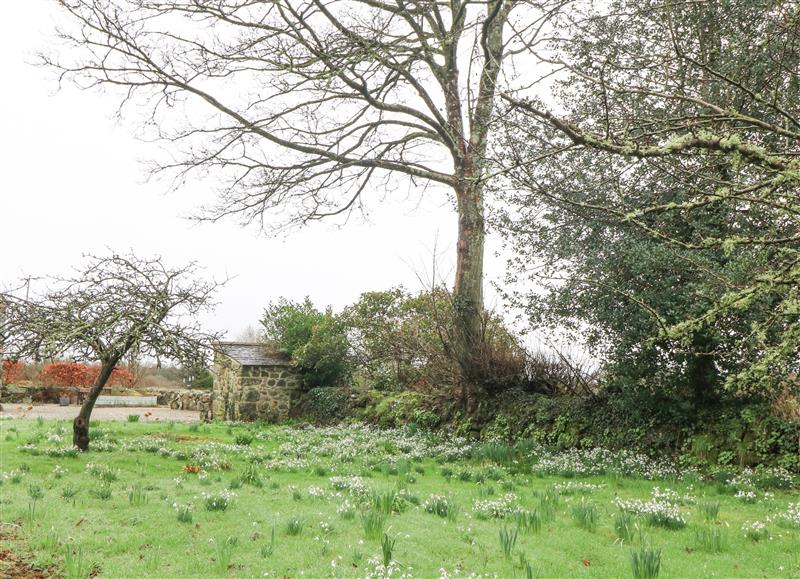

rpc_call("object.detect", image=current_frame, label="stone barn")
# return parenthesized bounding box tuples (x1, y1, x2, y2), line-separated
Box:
(211, 342, 302, 422)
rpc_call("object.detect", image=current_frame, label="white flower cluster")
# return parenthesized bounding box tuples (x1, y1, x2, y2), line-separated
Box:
(364, 555, 414, 579)
(43, 446, 79, 458)
(85, 462, 118, 479)
(1, 470, 23, 483)
(552, 481, 606, 494)
(651, 486, 694, 505)
(200, 489, 236, 511)
(90, 440, 117, 452)
(172, 501, 194, 513)
(307, 485, 326, 499)
(188, 445, 232, 470)
(722, 467, 795, 492)
(52, 465, 67, 478)
(734, 490, 757, 503)
(329, 476, 372, 502)
(422, 494, 454, 517)
(612, 497, 686, 528)
(778, 502, 800, 528)
(438, 569, 487, 579)
(473, 493, 518, 519)
(336, 498, 356, 517)
(742, 519, 770, 541)
(263, 457, 309, 471)
(121, 437, 168, 453)
(269, 423, 475, 465)
(531, 448, 684, 480)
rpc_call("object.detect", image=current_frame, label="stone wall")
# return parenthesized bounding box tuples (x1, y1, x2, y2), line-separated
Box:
(153, 390, 212, 421)
(211, 353, 241, 420)
(212, 355, 302, 422)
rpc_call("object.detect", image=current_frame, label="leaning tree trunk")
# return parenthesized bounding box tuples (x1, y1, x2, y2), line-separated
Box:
(453, 180, 486, 412)
(73, 358, 118, 450)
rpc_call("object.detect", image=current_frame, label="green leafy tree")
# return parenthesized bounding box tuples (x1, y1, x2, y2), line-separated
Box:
(500, 0, 800, 399)
(261, 299, 351, 388)
(342, 287, 454, 390)
(182, 365, 214, 389)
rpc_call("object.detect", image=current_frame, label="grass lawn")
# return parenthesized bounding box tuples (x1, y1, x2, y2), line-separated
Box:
(0, 417, 798, 578)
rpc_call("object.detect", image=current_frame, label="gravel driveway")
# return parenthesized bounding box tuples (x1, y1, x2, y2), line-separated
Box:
(0, 403, 201, 422)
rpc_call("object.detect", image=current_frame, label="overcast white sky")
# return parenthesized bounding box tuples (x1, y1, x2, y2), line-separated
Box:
(0, 1, 515, 341)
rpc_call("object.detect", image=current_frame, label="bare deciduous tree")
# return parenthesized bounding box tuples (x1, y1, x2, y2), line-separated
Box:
(0, 254, 223, 450)
(44, 0, 555, 406)
(235, 325, 266, 344)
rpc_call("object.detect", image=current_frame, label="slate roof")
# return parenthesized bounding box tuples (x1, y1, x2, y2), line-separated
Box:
(215, 342, 290, 367)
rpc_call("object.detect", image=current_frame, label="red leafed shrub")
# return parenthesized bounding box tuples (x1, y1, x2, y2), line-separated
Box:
(41, 362, 93, 387)
(41, 362, 135, 388)
(1, 360, 24, 384)
(107, 366, 135, 387)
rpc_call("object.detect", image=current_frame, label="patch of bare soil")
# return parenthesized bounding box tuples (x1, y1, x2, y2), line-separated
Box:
(0, 523, 57, 579)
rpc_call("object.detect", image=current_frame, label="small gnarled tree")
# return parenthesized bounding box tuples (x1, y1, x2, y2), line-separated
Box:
(0, 254, 223, 450)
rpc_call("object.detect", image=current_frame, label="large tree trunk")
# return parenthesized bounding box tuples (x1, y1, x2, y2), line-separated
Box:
(453, 181, 486, 412)
(446, 0, 509, 412)
(73, 359, 118, 451)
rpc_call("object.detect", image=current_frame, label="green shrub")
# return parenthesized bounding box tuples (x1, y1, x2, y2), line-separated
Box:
(498, 525, 518, 559)
(192, 367, 214, 389)
(91, 485, 112, 501)
(697, 500, 720, 522)
(371, 490, 397, 515)
(64, 546, 90, 579)
(285, 517, 305, 536)
(262, 298, 352, 388)
(381, 533, 396, 567)
(572, 499, 600, 532)
(361, 509, 387, 540)
(422, 494, 459, 520)
(360, 390, 434, 429)
(615, 511, 637, 543)
(240, 463, 262, 487)
(175, 504, 193, 523)
(694, 527, 726, 553)
(473, 442, 516, 465)
(128, 484, 147, 506)
(234, 432, 254, 446)
(513, 509, 542, 534)
(630, 543, 661, 579)
(214, 537, 237, 573)
(293, 387, 356, 423)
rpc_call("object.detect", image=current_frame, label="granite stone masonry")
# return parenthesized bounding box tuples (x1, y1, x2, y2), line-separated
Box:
(212, 342, 302, 422)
